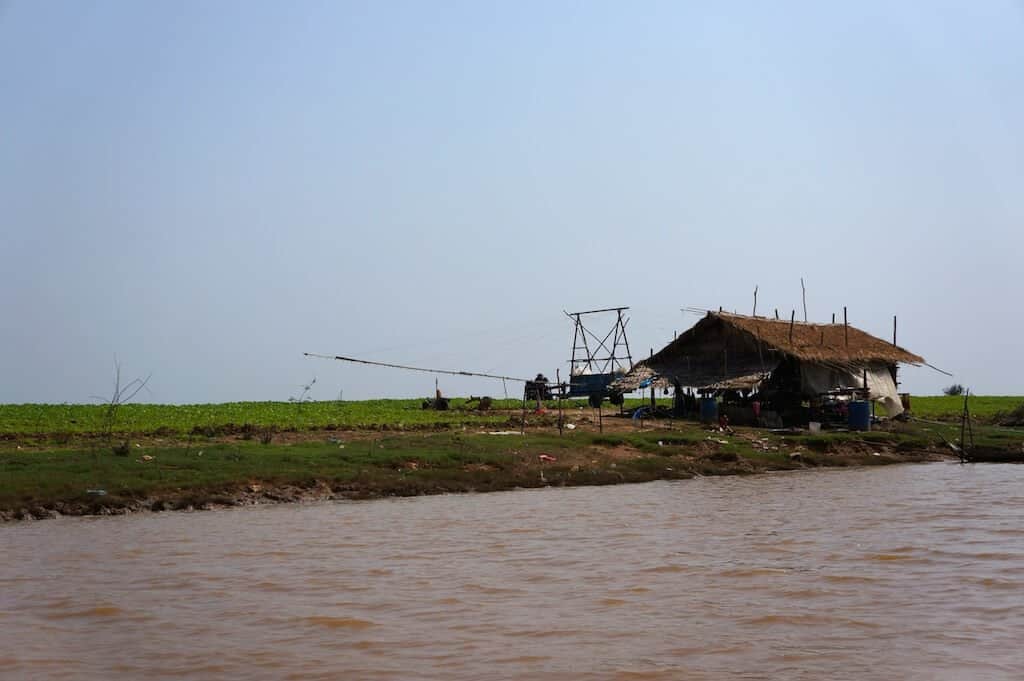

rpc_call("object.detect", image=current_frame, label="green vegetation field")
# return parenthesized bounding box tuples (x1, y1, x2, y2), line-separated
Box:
(906, 395, 1024, 422)
(0, 399, 520, 437)
(1, 395, 1022, 439)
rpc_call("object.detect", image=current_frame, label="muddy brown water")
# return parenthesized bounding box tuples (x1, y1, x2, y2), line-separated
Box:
(3, 463, 1024, 680)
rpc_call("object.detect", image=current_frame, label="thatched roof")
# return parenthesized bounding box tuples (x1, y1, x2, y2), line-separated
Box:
(615, 311, 924, 391)
(712, 312, 923, 365)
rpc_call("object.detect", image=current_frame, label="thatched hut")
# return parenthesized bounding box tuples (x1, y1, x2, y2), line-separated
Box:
(615, 311, 924, 420)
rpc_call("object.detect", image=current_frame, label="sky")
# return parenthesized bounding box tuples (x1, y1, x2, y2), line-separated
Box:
(2, 1, 1022, 404)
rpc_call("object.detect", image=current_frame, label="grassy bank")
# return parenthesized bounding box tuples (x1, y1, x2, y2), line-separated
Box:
(0, 427, 949, 520)
(3, 395, 1023, 520)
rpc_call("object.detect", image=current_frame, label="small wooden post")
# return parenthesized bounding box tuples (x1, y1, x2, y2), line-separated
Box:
(843, 307, 849, 346)
(789, 310, 795, 343)
(893, 315, 897, 346)
(752, 285, 758, 316)
(556, 369, 564, 436)
(832, 312, 836, 324)
(959, 390, 970, 462)
(774, 308, 779, 320)
(649, 348, 655, 409)
(520, 383, 528, 435)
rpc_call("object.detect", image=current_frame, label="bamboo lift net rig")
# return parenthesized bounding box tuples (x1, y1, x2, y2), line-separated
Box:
(302, 352, 580, 434)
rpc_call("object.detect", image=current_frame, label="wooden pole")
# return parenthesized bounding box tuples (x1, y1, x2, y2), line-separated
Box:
(801, 278, 808, 322)
(832, 312, 835, 324)
(789, 310, 795, 343)
(520, 384, 527, 435)
(843, 307, 849, 346)
(556, 368, 564, 436)
(649, 348, 655, 409)
(752, 285, 758, 316)
(774, 308, 779, 320)
(959, 390, 969, 462)
(893, 315, 897, 346)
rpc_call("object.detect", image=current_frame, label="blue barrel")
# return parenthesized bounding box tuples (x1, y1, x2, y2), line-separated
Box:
(848, 400, 871, 431)
(699, 397, 718, 423)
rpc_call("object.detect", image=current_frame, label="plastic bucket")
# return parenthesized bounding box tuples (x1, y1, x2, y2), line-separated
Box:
(808, 421, 821, 433)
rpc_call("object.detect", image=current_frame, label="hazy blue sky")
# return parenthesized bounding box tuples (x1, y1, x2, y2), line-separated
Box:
(2, 1, 1022, 403)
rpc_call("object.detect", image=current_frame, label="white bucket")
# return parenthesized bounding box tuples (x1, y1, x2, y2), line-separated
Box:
(808, 421, 822, 433)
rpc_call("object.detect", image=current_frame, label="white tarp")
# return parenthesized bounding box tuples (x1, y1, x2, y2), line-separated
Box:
(800, 363, 904, 416)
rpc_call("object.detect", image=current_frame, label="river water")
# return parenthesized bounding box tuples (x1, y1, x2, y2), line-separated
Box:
(3, 463, 1023, 680)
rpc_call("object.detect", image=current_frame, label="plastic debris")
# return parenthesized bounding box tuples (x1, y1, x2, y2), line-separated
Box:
(565, 423, 576, 430)
(86, 489, 107, 496)
(538, 454, 557, 462)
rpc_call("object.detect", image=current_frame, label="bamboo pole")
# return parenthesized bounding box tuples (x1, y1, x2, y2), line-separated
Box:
(520, 384, 527, 435)
(801, 278, 808, 322)
(649, 348, 655, 409)
(556, 368, 564, 436)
